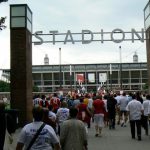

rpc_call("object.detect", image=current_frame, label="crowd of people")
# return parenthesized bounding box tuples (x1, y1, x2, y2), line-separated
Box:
(1, 90, 150, 150)
(32, 91, 150, 143)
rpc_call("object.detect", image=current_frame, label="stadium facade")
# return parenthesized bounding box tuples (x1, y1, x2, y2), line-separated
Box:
(2, 62, 148, 93)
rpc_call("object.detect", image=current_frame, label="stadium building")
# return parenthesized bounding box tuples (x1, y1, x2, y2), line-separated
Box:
(2, 61, 148, 93)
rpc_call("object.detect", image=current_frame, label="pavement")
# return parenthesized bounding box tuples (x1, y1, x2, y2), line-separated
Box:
(88, 123, 150, 150)
(4, 122, 150, 150)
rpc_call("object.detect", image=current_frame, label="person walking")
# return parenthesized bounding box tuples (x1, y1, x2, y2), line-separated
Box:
(0, 100, 7, 150)
(16, 106, 60, 150)
(50, 93, 61, 113)
(0, 100, 16, 150)
(136, 91, 143, 104)
(107, 93, 117, 129)
(118, 92, 129, 127)
(56, 101, 69, 135)
(126, 94, 143, 141)
(77, 97, 91, 133)
(114, 92, 121, 125)
(72, 94, 80, 108)
(87, 94, 93, 128)
(142, 94, 150, 135)
(33, 95, 42, 107)
(103, 95, 109, 127)
(39, 95, 49, 108)
(42, 108, 57, 132)
(60, 107, 88, 150)
(93, 95, 106, 136)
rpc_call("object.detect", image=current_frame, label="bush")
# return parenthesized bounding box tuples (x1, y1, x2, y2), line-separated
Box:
(0, 80, 10, 92)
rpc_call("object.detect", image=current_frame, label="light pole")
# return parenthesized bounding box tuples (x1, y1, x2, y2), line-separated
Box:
(70, 64, 72, 96)
(119, 46, 122, 90)
(110, 64, 112, 91)
(59, 48, 62, 89)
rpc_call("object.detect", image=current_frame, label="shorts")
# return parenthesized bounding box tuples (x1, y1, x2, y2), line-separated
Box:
(94, 113, 104, 127)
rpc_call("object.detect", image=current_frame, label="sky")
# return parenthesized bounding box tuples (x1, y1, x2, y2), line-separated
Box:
(0, 0, 149, 69)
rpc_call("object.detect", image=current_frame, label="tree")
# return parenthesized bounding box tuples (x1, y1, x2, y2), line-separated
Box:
(0, 0, 8, 3)
(0, 0, 9, 30)
(0, 17, 6, 30)
(33, 85, 40, 92)
(143, 83, 148, 90)
(0, 80, 40, 92)
(0, 80, 10, 92)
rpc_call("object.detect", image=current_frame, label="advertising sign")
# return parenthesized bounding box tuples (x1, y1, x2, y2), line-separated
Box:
(76, 73, 84, 84)
(88, 73, 95, 83)
(99, 73, 107, 82)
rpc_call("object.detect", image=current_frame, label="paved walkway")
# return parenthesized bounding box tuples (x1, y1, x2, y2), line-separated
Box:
(88, 123, 150, 150)
(5, 122, 150, 150)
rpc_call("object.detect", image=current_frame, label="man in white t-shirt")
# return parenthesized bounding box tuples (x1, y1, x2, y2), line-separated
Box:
(16, 106, 60, 150)
(142, 94, 150, 135)
(33, 95, 42, 107)
(56, 101, 69, 135)
(126, 94, 143, 141)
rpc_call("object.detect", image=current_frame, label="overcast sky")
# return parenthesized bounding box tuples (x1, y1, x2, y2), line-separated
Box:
(0, 0, 149, 69)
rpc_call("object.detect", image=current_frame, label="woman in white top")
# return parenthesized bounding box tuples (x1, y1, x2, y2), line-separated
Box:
(16, 106, 60, 150)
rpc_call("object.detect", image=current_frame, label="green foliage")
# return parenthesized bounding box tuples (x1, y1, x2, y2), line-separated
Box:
(0, 17, 6, 30)
(0, 0, 8, 3)
(143, 83, 148, 90)
(33, 85, 39, 92)
(0, 80, 10, 92)
(0, 80, 40, 92)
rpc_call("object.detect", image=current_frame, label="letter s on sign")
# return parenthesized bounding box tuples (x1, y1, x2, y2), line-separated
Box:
(34, 31, 43, 45)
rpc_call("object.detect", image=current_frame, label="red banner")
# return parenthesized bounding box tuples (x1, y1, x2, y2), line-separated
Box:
(76, 74, 84, 82)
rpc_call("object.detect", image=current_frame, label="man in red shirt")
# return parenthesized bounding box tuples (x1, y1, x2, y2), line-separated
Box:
(93, 95, 105, 137)
(50, 93, 61, 113)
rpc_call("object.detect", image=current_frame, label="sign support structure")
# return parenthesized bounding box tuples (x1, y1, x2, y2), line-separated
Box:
(10, 4, 33, 126)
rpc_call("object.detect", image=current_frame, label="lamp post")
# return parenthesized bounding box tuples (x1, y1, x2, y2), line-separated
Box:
(70, 64, 72, 96)
(119, 46, 122, 90)
(110, 64, 112, 91)
(59, 48, 62, 89)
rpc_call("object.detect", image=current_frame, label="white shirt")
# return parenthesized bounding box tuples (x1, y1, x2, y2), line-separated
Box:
(18, 121, 59, 150)
(143, 100, 150, 116)
(118, 96, 128, 111)
(33, 98, 42, 106)
(88, 98, 93, 109)
(48, 111, 56, 121)
(126, 99, 143, 120)
(56, 108, 69, 123)
(115, 95, 121, 104)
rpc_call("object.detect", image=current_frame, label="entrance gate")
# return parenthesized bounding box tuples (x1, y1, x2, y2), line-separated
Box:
(10, 3, 150, 126)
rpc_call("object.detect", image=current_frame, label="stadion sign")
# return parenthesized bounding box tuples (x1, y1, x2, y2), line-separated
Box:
(33, 28, 146, 45)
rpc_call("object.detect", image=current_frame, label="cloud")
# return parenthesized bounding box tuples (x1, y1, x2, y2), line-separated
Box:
(0, 0, 148, 69)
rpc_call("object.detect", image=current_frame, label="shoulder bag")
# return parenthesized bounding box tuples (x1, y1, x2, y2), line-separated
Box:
(26, 123, 45, 150)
